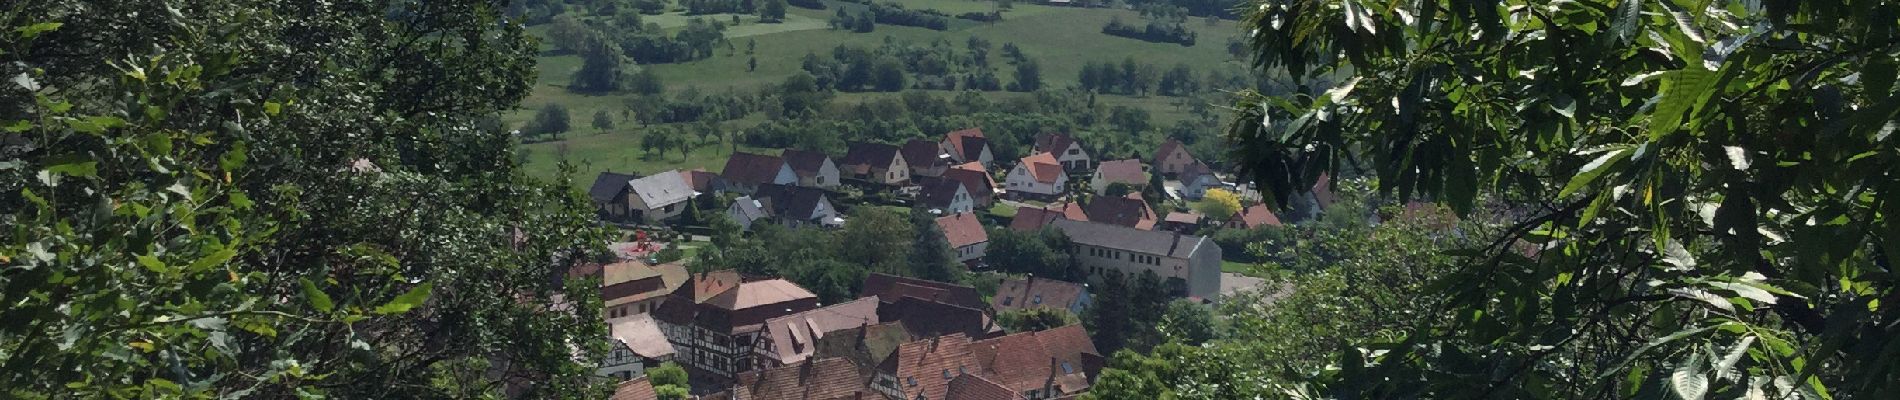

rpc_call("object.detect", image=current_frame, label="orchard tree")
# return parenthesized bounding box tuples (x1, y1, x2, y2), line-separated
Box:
(1194, 188, 1241, 221)
(1226, 0, 1900, 398)
(1, 0, 608, 398)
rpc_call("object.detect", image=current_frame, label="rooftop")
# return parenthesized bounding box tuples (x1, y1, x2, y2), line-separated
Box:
(1050, 218, 1210, 259)
(934, 212, 988, 249)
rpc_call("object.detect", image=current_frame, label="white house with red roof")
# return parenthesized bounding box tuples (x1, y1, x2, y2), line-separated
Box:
(1005, 152, 1067, 200)
(935, 212, 989, 264)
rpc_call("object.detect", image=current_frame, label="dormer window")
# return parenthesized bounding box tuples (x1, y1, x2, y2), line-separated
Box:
(907, 377, 917, 387)
(1032, 295, 1042, 305)
(1002, 297, 1014, 306)
(1061, 362, 1074, 374)
(942, 369, 951, 379)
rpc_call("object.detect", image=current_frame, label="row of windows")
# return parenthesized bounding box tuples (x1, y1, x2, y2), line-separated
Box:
(1085, 246, 1162, 265)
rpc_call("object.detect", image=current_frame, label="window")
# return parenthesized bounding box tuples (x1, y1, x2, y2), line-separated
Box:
(1061, 362, 1074, 374)
(1068, 149, 1079, 155)
(1002, 296, 1013, 306)
(907, 377, 917, 387)
(1032, 295, 1042, 305)
(942, 369, 951, 379)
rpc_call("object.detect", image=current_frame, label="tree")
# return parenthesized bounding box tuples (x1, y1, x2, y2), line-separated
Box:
(760, 0, 787, 22)
(1104, 182, 1134, 197)
(997, 308, 1080, 333)
(871, 56, 907, 91)
(628, 68, 666, 95)
(907, 210, 962, 283)
(747, 56, 757, 72)
(570, 36, 630, 93)
(592, 110, 616, 131)
(1157, 299, 1213, 345)
(1010, 58, 1042, 92)
(1194, 188, 1240, 221)
(1217, 0, 1900, 398)
(2, 1, 606, 397)
(833, 208, 913, 275)
(526, 103, 573, 138)
(543, 14, 594, 53)
(648, 362, 688, 387)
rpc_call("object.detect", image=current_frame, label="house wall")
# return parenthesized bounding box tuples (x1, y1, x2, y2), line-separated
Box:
(597, 343, 648, 380)
(1075, 241, 1219, 298)
(1055, 143, 1091, 172)
(627, 193, 687, 224)
(1185, 242, 1222, 299)
(797, 160, 840, 188)
(954, 241, 987, 263)
(782, 197, 838, 229)
(1157, 148, 1196, 177)
(879, 154, 911, 185)
(1006, 165, 1065, 197)
(726, 203, 760, 231)
(1182, 176, 1224, 200)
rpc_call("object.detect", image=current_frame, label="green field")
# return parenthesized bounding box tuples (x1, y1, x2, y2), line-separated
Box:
(514, 1, 1249, 184)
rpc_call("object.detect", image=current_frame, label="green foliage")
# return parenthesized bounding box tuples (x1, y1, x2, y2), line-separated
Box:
(908, 210, 963, 282)
(655, 385, 690, 400)
(1226, 0, 1900, 398)
(985, 228, 1084, 281)
(1193, 188, 1240, 221)
(648, 362, 688, 387)
(0, 1, 608, 397)
(997, 307, 1079, 333)
(527, 103, 574, 137)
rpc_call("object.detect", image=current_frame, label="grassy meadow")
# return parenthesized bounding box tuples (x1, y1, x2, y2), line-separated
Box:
(514, 0, 1250, 183)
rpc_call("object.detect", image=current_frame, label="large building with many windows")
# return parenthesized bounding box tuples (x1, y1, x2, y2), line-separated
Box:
(652, 271, 820, 382)
(1050, 219, 1222, 299)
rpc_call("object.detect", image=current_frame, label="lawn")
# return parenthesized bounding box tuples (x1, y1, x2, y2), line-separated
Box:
(518, 128, 774, 179)
(510, 3, 1252, 184)
(987, 202, 1017, 218)
(1221, 260, 1253, 274)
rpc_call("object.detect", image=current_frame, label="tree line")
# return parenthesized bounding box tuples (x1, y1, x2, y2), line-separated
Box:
(1101, 16, 1196, 46)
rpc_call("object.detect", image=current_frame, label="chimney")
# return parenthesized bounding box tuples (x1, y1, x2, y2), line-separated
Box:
(1044, 357, 1061, 394)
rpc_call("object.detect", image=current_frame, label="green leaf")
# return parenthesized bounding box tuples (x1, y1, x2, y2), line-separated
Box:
(301, 278, 335, 313)
(1649, 69, 1717, 140)
(220, 141, 249, 172)
(1597, 324, 1722, 380)
(16, 22, 63, 39)
(65, 116, 125, 134)
(137, 255, 171, 274)
(187, 247, 238, 272)
(265, 101, 282, 116)
(1671, 353, 1709, 400)
(1560, 147, 1631, 197)
(374, 282, 433, 315)
(4, 120, 29, 132)
(44, 154, 98, 178)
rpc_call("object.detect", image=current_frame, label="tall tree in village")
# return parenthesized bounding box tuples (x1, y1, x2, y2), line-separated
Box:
(1216, 0, 1900, 398)
(907, 210, 962, 282)
(2, 0, 609, 398)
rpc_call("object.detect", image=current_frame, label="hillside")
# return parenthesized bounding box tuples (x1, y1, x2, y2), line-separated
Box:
(509, 0, 1250, 181)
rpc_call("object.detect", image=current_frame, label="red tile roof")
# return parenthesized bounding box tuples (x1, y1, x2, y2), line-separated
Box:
(734, 357, 873, 400)
(1019, 152, 1063, 184)
(944, 374, 1026, 400)
(944, 128, 987, 162)
(780, 149, 833, 179)
(969, 325, 1100, 396)
(943, 162, 997, 197)
(1163, 211, 1202, 225)
(758, 297, 882, 366)
(935, 213, 988, 249)
(840, 142, 903, 176)
(1008, 206, 1062, 232)
(861, 273, 985, 310)
(1093, 159, 1146, 186)
(681, 169, 724, 193)
(610, 376, 658, 400)
(1032, 132, 1080, 155)
(901, 139, 948, 171)
(991, 277, 1086, 314)
(724, 152, 788, 186)
(880, 335, 978, 400)
(1082, 194, 1156, 230)
(705, 279, 818, 311)
(1153, 137, 1193, 166)
(1229, 204, 1283, 229)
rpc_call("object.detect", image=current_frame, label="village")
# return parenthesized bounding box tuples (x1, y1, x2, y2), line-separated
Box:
(582, 128, 1330, 399)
